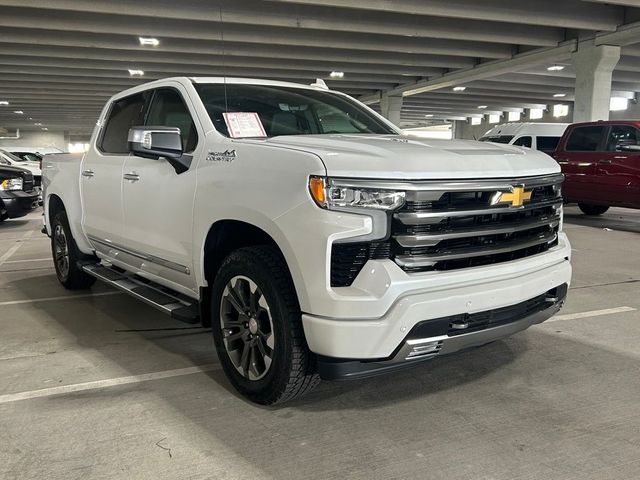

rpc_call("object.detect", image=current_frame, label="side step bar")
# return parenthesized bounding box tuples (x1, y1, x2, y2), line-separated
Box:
(81, 263, 200, 324)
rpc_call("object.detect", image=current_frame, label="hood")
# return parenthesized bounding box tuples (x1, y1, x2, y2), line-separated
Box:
(0, 164, 32, 176)
(263, 134, 560, 180)
(12, 162, 41, 175)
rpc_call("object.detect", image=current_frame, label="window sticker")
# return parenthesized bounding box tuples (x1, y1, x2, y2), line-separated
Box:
(222, 112, 267, 138)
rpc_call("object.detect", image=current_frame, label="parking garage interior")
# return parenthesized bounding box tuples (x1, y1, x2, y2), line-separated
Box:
(1, 2, 640, 479)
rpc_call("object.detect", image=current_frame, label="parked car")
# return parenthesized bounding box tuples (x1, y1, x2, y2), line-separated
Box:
(42, 77, 571, 404)
(480, 122, 569, 155)
(553, 120, 640, 215)
(0, 164, 40, 222)
(0, 149, 43, 204)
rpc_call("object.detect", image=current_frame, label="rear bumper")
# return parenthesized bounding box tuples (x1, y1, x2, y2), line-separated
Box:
(0, 191, 40, 218)
(317, 284, 567, 380)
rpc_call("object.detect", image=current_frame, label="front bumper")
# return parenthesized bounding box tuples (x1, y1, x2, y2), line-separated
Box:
(317, 284, 567, 380)
(0, 191, 40, 218)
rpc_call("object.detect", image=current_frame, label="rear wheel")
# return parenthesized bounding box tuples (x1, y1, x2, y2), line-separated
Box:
(578, 203, 609, 216)
(211, 246, 319, 405)
(51, 210, 96, 290)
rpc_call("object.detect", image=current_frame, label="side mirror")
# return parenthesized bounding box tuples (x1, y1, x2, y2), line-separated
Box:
(618, 143, 640, 152)
(128, 126, 190, 173)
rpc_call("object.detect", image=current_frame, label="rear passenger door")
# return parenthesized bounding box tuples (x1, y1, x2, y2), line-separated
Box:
(598, 124, 640, 205)
(121, 86, 201, 293)
(555, 125, 606, 203)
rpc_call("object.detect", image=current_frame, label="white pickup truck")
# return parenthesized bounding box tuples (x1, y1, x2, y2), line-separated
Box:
(42, 77, 572, 404)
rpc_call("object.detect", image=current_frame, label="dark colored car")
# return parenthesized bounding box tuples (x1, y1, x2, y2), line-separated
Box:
(0, 164, 40, 222)
(553, 120, 640, 215)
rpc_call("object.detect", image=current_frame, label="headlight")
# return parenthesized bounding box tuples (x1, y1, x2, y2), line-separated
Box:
(0, 178, 23, 191)
(309, 176, 405, 210)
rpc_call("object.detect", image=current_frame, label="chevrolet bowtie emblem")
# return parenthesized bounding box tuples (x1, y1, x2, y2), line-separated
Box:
(494, 185, 532, 207)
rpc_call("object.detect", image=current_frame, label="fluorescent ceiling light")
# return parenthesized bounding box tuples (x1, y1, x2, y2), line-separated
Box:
(13, 110, 24, 114)
(128, 69, 145, 76)
(553, 104, 569, 117)
(610, 97, 629, 111)
(424, 114, 434, 118)
(471, 117, 482, 125)
(452, 86, 466, 92)
(329, 71, 344, 78)
(34, 122, 42, 126)
(0, 101, 9, 105)
(477, 105, 487, 109)
(547, 65, 565, 71)
(138, 37, 159, 47)
(553, 93, 566, 98)
(41, 127, 48, 131)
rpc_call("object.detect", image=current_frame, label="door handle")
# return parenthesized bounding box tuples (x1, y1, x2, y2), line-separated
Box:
(81, 169, 94, 178)
(123, 172, 140, 182)
(599, 159, 612, 164)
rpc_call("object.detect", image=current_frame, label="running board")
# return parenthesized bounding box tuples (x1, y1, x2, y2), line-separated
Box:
(81, 263, 200, 324)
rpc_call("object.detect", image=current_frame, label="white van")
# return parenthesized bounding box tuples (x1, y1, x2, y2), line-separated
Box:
(479, 122, 569, 155)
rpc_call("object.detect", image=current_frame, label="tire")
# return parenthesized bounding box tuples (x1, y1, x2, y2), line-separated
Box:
(211, 246, 319, 405)
(578, 203, 609, 216)
(51, 210, 96, 290)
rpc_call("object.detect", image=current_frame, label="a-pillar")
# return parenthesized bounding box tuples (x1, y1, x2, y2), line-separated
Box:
(571, 42, 621, 122)
(380, 94, 403, 126)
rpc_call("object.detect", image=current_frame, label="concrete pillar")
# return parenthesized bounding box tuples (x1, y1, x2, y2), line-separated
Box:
(380, 93, 403, 126)
(571, 42, 621, 122)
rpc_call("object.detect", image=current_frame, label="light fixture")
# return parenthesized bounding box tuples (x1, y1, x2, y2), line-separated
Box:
(529, 108, 544, 120)
(477, 105, 487, 109)
(41, 127, 48, 131)
(0, 101, 9, 106)
(13, 110, 24, 114)
(547, 65, 565, 71)
(34, 122, 42, 126)
(138, 37, 159, 47)
(553, 104, 569, 117)
(128, 69, 145, 76)
(329, 71, 344, 78)
(424, 114, 434, 118)
(471, 117, 482, 125)
(452, 86, 466, 92)
(553, 93, 566, 98)
(610, 97, 629, 111)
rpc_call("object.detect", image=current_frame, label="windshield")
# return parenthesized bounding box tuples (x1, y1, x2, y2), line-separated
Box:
(0, 150, 28, 163)
(194, 83, 397, 137)
(479, 135, 514, 144)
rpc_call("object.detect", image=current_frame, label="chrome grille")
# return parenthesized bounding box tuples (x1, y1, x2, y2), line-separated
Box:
(390, 174, 563, 273)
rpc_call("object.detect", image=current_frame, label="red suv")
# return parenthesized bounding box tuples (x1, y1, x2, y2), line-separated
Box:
(553, 120, 640, 215)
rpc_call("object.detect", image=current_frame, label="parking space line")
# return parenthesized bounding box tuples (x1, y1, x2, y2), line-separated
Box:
(0, 291, 123, 307)
(548, 306, 636, 322)
(0, 230, 35, 267)
(0, 364, 220, 404)
(4, 258, 52, 263)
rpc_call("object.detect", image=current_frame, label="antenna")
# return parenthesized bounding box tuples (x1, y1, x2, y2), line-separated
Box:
(219, 3, 228, 114)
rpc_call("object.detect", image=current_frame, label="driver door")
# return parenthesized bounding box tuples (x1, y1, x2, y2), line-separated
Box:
(597, 124, 640, 205)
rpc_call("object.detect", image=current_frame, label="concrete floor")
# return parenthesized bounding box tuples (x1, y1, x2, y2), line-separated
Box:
(1, 206, 639, 480)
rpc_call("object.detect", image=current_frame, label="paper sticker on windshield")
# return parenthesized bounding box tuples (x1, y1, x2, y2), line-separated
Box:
(223, 112, 267, 138)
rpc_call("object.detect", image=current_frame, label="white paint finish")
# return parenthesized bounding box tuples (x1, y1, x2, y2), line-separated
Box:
(547, 306, 636, 322)
(0, 364, 220, 404)
(0, 291, 122, 307)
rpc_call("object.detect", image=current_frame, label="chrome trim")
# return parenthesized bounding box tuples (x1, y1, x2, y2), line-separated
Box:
(328, 173, 564, 192)
(395, 199, 562, 225)
(87, 235, 190, 275)
(123, 172, 140, 182)
(395, 231, 557, 268)
(81, 170, 94, 178)
(394, 215, 560, 247)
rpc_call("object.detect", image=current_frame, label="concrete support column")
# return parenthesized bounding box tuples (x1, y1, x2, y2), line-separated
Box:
(571, 42, 621, 122)
(380, 93, 403, 126)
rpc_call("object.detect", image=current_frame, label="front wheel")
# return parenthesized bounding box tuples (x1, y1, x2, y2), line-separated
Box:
(211, 246, 319, 405)
(51, 210, 96, 290)
(578, 203, 609, 216)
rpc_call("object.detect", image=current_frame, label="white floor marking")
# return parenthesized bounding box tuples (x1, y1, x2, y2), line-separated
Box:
(0, 229, 35, 267)
(548, 306, 636, 322)
(0, 291, 123, 307)
(0, 364, 221, 404)
(4, 258, 52, 263)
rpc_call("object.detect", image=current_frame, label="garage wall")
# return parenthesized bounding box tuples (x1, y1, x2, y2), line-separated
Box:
(0, 130, 67, 150)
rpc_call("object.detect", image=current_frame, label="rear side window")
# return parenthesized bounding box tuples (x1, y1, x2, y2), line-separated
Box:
(100, 92, 148, 154)
(512, 136, 532, 148)
(606, 125, 640, 151)
(565, 126, 605, 152)
(479, 135, 514, 144)
(536, 136, 560, 152)
(145, 89, 198, 153)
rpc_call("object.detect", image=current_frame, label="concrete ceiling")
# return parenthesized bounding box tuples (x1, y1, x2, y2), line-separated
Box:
(0, 0, 640, 134)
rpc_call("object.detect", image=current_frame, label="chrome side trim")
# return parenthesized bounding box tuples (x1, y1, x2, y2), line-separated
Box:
(395, 232, 557, 268)
(395, 199, 562, 225)
(87, 235, 190, 275)
(394, 215, 560, 247)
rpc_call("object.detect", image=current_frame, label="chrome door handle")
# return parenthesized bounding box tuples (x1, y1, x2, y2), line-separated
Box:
(599, 159, 612, 164)
(123, 172, 140, 182)
(81, 169, 94, 178)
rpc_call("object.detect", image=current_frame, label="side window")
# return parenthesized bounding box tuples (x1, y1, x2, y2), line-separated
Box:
(565, 126, 606, 152)
(513, 136, 532, 148)
(100, 92, 148, 154)
(536, 136, 560, 152)
(145, 89, 198, 153)
(606, 125, 640, 151)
